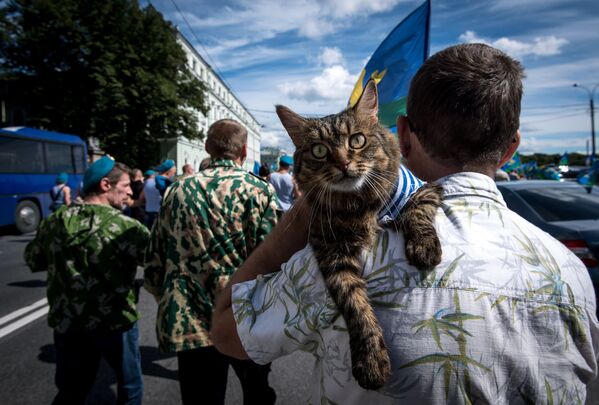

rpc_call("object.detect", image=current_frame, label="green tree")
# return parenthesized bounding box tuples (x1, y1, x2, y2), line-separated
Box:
(0, 0, 208, 168)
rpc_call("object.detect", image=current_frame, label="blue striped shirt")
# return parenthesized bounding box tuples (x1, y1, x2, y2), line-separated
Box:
(377, 164, 423, 224)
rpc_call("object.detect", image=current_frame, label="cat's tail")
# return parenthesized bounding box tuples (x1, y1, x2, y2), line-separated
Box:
(324, 266, 391, 390)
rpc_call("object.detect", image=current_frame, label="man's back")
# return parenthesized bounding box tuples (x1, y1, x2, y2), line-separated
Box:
(25, 203, 149, 332)
(269, 171, 294, 211)
(144, 158, 278, 352)
(144, 177, 161, 213)
(232, 173, 598, 404)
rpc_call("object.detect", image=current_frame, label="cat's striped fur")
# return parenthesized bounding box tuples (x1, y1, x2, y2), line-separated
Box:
(276, 80, 442, 390)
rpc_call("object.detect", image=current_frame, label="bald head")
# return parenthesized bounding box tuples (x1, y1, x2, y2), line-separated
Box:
(182, 163, 194, 175)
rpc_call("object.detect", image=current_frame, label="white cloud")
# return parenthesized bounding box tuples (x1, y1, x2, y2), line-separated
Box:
(177, 0, 401, 44)
(260, 129, 285, 148)
(279, 65, 357, 103)
(459, 30, 568, 58)
(319, 47, 345, 66)
(522, 57, 599, 91)
(519, 135, 588, 154)
(323, 0, 402, 18)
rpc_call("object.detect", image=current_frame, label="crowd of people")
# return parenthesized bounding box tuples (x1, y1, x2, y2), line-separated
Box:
(25, 43, 598, 405)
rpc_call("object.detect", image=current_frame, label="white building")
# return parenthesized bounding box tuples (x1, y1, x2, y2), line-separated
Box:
(160, 33, 262, 173)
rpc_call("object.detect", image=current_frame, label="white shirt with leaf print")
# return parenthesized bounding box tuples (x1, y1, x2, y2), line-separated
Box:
(232, 172, 599, 405)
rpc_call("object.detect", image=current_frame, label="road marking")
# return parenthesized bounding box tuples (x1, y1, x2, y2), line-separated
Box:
(0, 306, 49, 339)
(0, 297, 48, 327)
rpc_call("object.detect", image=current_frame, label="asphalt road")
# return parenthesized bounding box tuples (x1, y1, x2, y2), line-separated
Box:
(0, 230, 597, 404)
(0, 231, 313, 405)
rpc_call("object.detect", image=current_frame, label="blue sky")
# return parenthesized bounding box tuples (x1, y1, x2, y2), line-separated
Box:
(148, 0, 599, 155)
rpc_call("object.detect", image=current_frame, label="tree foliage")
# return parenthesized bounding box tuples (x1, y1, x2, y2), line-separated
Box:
(521, 152, 588, 166)
(0, 0, 208, 168)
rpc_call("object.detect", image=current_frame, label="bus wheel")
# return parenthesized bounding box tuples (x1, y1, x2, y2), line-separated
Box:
(15, 201, 41, 234)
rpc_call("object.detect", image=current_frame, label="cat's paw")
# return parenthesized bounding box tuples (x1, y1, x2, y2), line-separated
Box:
(406, 228, 442, 270)
(352, 345, 391, 390)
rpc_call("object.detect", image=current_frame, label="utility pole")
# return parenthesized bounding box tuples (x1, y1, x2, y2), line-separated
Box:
(587, 139, 590, 163)
(573, 83, 599, 162)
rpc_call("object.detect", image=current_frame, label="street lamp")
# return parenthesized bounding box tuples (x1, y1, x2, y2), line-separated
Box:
(573, 82, 599, 162)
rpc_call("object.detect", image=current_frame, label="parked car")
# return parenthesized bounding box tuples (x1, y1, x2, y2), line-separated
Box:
(497, 180, 599, 311)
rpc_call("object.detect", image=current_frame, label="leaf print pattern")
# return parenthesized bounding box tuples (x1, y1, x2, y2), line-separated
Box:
(232, 173, 598, 405)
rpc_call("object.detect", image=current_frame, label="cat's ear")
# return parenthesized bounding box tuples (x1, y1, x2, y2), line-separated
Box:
(276, 105, 307, 147)
(353, 79, 379, 124)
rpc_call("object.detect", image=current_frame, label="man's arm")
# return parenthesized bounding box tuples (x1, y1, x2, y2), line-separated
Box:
(143, 207, 167, 300)
(24, 220, 48, 272)
(212, 196, 310, 358)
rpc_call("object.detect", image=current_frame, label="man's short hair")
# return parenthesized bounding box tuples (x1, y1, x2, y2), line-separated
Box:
(85, 162, 130, 196)
(205, 119, 247, 160)
(407, 43, 524, 167)
(259, 164, 270, 177)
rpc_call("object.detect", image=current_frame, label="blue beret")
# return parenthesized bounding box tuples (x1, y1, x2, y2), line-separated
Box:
(279, 155, 293, 165)
(145, 169, 155, 176)
(83, 156, 115, 193)
(56, 172, 69, 184)
(155, 159, 175, 173)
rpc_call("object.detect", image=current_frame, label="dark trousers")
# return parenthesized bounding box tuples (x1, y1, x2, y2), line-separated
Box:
(177, 346, 276, 405)
(144, 212, 158, 229)
(52, 323, 143, 405)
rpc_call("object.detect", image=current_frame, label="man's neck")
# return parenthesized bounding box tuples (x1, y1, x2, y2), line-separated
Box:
(423, 162, 496, 182)
(84, 195, 109, 206)
(408, 148, 497, 182)
(278, 169, 289, 174)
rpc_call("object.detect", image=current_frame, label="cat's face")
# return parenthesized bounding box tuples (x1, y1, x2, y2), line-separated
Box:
(277, 80, 400, 202)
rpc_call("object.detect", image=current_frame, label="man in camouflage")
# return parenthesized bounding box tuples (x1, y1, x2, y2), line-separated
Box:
(144, 119, 278, 405)
(25, 156, 149, 405)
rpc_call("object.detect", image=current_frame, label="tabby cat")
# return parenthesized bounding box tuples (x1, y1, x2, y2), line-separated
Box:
(276, 79, 443, 390)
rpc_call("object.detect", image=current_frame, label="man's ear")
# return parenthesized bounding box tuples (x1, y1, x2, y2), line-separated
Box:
(498, 130, 521, 168)
(276, 105, 307, 148)
(396, 116, 412, 158)
(241, 143, 247, 161)
(353, 79, 378, 124)
(99, 177, 111, 192)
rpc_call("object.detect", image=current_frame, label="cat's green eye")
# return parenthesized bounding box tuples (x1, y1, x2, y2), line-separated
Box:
(311, 144, 328, 159)
(349, 133, 366, 149)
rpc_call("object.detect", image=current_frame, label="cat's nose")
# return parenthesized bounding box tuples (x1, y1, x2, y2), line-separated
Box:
(336, 160, 350, 173)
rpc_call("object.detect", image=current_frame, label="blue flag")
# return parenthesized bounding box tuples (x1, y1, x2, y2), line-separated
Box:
(577, 161, 599, 188)
(348, 0, 431, 128)
(559, 152, 569, 166)
(253, 161, 261, 175)
(502, 151, 521, 172)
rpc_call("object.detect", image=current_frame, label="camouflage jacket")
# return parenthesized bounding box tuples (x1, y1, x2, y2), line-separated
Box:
(24, 203, 150, 333)
(144, 158, 278, 352)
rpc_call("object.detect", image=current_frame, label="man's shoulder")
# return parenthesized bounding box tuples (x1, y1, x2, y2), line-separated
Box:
(246, 172, 276, 195)
(77, 204, 146, 233)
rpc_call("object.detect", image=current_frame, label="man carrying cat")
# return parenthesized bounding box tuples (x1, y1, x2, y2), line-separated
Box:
(144, 119, 278, 405)
(211, 43, 599, 404)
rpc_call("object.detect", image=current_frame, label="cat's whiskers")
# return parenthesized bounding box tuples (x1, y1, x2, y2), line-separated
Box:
(363, 176, 401, 234)
(326, 184, 336, 241)
(283, 182, 320, 235)
(363, 176, 393, 211)
(304, 181, 329, 246)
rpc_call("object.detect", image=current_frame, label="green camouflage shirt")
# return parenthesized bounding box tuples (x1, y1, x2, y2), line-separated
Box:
(24, 203, 150, 333)
(144, 158, 278, 352)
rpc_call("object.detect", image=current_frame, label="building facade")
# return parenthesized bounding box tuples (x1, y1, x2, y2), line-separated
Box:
(260, 147, 289, 171)
(161, 33, 262, 173)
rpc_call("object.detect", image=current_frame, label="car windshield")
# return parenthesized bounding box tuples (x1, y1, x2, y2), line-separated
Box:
(515, 185, 599, 222)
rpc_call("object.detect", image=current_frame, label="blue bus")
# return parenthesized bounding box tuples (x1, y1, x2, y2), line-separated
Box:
(0, 127, 87, 233)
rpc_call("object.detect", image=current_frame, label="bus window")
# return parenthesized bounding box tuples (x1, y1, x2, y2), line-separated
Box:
(0, 136, 44, 173)
(45, 142, 73, 173)
(72, 145, 86, 174)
